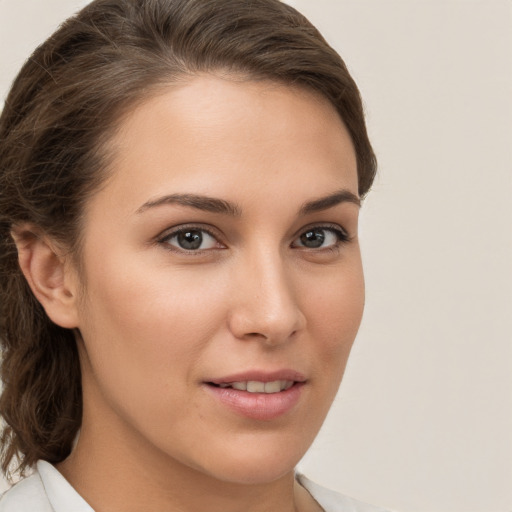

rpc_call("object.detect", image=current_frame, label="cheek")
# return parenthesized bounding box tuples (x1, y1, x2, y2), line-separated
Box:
(301, 259, 365, 376)
(76, 253, 226, 412)
(81, 245, 222, 337)
(309, 261, 364, 334)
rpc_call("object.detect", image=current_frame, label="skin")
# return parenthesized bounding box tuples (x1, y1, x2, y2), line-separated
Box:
(17, 75, 364, 512)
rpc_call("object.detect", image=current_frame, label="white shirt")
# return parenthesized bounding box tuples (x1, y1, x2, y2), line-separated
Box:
(0, 461, 389, 512)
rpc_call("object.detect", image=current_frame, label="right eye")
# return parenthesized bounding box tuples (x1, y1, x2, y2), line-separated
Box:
(160, 227, 221, 252)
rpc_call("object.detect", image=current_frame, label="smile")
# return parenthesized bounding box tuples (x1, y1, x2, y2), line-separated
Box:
(204, 372, 306, 421)
(213, 380, 295, 393)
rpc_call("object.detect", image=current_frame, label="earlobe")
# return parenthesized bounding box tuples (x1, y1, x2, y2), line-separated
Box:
(11, 225, 80, 329)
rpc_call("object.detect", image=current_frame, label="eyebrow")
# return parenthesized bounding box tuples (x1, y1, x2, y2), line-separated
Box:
(136, 193, 242, 216)
(299, 189, 360, 215)
(136, 189, 359, 216)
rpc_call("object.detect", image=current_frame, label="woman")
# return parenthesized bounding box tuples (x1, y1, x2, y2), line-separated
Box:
(0, 0, 385, 510)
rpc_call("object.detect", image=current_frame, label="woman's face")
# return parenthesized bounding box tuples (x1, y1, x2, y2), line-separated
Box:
(72, 75, 364, 484)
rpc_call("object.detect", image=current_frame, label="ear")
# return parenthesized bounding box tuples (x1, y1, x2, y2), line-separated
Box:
(11, 224, 80, 329)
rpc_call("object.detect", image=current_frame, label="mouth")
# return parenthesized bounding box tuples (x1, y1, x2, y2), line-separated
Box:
(207, 380, 295, 393)
(204, 371, 306, 421)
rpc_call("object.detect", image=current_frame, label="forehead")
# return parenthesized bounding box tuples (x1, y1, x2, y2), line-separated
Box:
(88, 75, 358, 218)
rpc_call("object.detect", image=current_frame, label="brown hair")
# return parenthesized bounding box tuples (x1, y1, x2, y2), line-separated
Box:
(0, 0, 376, 477)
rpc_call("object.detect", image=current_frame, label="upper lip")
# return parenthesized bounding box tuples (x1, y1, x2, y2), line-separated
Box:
(207, 369, 307, 385)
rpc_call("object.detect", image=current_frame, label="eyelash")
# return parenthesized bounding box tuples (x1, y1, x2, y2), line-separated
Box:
(157, 224, 223, 255)
(157, 223, 351, 254)
(292, 224, 351, 250)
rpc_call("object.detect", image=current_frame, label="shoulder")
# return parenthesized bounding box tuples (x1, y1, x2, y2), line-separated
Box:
(297, 474, 391, 512)
(0, 471, 53, 512)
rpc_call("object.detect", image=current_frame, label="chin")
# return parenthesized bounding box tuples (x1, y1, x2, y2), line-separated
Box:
(187, 432, 314, 485)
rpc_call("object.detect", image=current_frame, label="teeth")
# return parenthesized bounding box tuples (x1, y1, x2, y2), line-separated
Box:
(264, 381, 281, 393)
(217, 380, 295, 393)
(283, 380, 294, 390)
(247, 381, 265, 392)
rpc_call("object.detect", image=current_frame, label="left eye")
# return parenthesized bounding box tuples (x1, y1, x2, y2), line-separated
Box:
(292, 227, 345, 249)
(162, 229, 219, 251)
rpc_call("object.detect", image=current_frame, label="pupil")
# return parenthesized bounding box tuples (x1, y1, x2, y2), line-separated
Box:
(178, 230, 203, 250)
(301, 229, 325, 248)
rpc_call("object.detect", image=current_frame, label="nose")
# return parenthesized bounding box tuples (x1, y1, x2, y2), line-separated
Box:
(227, 249, 306, 345)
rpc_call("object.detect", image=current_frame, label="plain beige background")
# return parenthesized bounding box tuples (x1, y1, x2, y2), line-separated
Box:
(1, 1, 511, 511)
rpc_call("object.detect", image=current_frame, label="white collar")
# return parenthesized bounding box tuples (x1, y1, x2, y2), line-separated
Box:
(37, 460, 94, 512)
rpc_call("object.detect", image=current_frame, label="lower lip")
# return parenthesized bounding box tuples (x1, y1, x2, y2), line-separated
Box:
(204, 382, 304, 421)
